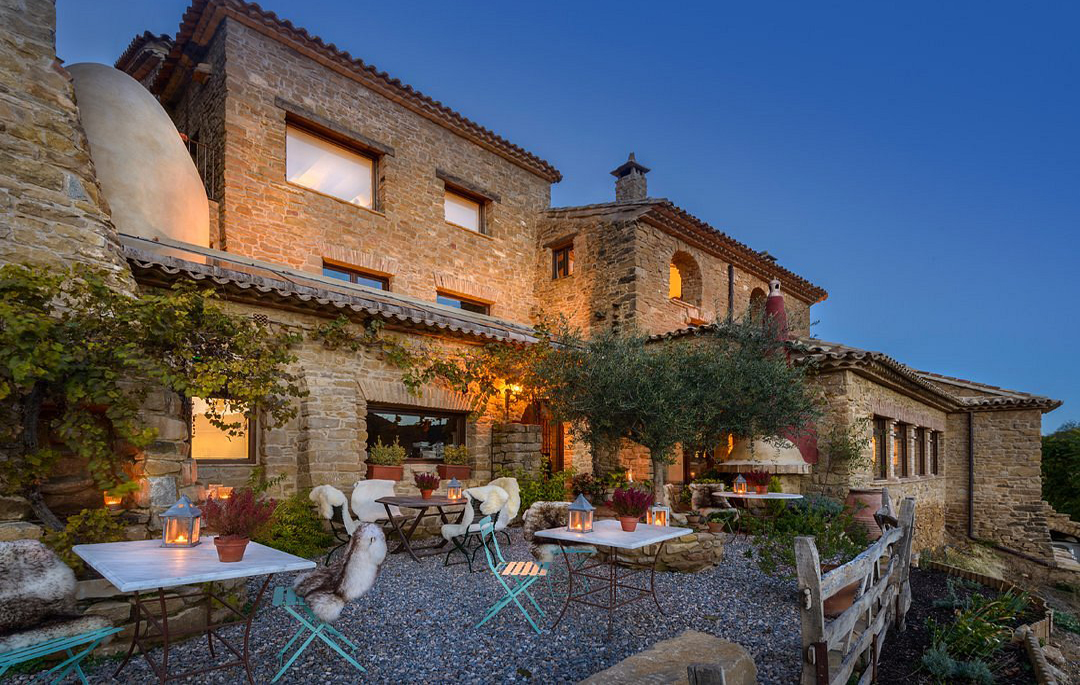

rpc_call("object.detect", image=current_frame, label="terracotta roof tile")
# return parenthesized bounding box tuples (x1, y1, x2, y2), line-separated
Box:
(145, 0, 560, 182)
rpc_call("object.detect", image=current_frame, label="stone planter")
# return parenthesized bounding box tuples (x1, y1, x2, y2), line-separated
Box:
(437, 464, 471, 480)
(367, 464, 404, 481)
(214, 536, 249, 562)
(846, 488, 885, 541)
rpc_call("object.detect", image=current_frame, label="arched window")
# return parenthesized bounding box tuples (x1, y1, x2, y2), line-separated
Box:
(668, 252, 702, 306)
(749, 287, 766, 317)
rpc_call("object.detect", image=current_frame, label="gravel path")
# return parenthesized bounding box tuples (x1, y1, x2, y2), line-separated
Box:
(24, 535, 801, 684)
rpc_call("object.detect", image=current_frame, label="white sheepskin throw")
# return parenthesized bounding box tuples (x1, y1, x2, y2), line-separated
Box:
(309, 485, 355, 535)
(293, 523, 387, 624)
(350, 479, 400, 523)
(440, 491, 478, 541)
(0, 614, 111, 653)
(0, 540, 77, 634)
(486, 477, 521, 520)
(467, 485, 509, 516)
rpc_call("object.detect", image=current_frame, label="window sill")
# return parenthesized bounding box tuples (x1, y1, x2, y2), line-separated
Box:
(195, 460, 257, 466)
(445, 221, 493, 240)
(282, 181, 386, 217)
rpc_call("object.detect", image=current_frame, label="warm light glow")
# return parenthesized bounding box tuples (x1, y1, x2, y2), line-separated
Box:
(690, 471, 696, 480)
(161, 495, 202, 548)
(508, 384, 523, 394)
(727, 434, 735, 456)
(568, 509, 593, 533)
(646, 505, 670, 527)
(733, 475, 748, 495)
(218, 486, 233, 500)
(669, 262, 683, 299)
(103, 491, 122, 510)
(192, 398, 250, 461)
(627, 469, 634, 482)
(444, 190, 481, 231)
(286, 125, 373, 208)
(446, 477, 463, 501)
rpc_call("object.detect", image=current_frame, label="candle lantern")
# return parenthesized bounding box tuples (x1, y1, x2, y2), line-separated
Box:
(161, 494, 201, 547)
(207, 483, 222, 500)
(103, 491, 123, 511)
(446, 477, 463, 501)
(733, 474, 748, 495)
(646, 504, 671, 527)
(567, 494, 595, 533)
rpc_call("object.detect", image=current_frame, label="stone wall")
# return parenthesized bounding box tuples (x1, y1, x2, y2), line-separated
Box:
(202, 20, 550, 323)
(0, 0, 128, 278)
(945, 408, 1056, 563)
(491, 423, 542, 474)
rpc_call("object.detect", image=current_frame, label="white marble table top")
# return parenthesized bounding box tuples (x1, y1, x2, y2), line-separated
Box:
(73, 537, 316, 592)
(535, 519, 690, 550)
(711, 491, 804, 500)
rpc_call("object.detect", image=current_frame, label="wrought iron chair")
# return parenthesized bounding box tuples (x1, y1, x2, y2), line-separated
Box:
(475, 517, 548, 635)
(442, 491, 486, 571)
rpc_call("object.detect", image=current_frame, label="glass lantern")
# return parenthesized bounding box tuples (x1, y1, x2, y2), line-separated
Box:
(567, 494, 595, 533)
(646, 504, 671, 527)
(733, 474, 748, 495)
(446, 477, 463, 501)
(103, 490, 123, 511)
(161, 494, 201, 547)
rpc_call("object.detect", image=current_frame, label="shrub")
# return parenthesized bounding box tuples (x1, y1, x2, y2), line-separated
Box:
(707, 509, 738, 531)
(414, 472, 440, 491)
(921, 642, 993, 685)
(442, 444, 470, 466)
(570, 473, 606, 502)
(1056, 610, 1080, 635)
(610, 487, 653, 518)
(499, 465, 572, 514)
(202, 487, 276, 539)
(45, 508, 127, 574)
(253, 491, 334, 559)
(369, 437, 406, 466)
(748, 495, 868, 577)
(744, 470, 771, 487)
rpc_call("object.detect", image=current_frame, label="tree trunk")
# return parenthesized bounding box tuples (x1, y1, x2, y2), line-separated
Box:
(652, 457, 667, 506)
(29, 488, 64, 531)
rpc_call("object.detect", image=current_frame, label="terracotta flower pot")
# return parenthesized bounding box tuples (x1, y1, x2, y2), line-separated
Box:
(420, 489, 434, 500)
(367, 464, 404, 481)
(707, 521, 725, 533)
(214, 536, 250, 563)
(619, 516, 639, 532)
(821, 563, 860, 617)
(754, 485, 769, 495)
(687, 515, 702, 525)
(846, 488, 885, 541)
(437, 464, 472, 480)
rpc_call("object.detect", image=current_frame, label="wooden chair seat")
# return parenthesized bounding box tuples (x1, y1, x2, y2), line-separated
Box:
(497, 560, 548, 577)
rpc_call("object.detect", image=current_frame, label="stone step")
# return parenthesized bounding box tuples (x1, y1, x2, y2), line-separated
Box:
(578, 629, 755, 685)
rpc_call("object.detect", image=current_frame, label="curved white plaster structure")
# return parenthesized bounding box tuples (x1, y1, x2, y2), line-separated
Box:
(68, 63, 209, 255)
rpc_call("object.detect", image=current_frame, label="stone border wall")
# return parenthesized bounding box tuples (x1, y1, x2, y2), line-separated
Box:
(921, 559, 1054, 639)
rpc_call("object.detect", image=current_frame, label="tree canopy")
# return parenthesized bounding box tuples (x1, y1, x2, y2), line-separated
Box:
(1042, 421, 1080, 521)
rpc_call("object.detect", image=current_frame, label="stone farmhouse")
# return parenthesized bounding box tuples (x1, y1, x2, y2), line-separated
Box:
(1, 0, 1075, 573)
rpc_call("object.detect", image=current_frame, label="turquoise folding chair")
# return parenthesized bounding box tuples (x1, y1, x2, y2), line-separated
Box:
(475, 517, 548, 635)
(0, 625, 121, 685)
(270, 586, 365, 683)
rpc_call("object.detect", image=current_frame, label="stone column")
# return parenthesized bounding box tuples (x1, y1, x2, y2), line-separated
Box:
(490, 423, 542, 474)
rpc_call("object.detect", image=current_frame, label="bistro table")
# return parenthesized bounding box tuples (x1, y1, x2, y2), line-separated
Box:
(376, 495, 467, 563)
(74, 537, 314, 684)
(536, 519, 690, 637)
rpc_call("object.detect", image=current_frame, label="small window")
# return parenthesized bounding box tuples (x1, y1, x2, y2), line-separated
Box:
(367, 404, 466, 461)
(873, 417, 887, 480)
(286, 125, 375, 208)
(191, 397, 255, 462)
(437, 291, 489, 315)
(323, 262, 389, 290)
(444, 189, 483, 233)
(552, 244, 574, 279)
(931, 431, 940, 475)
(916, 427, 927, 475)
(893, 423, 909, 478)
(669, 262, 683, 299)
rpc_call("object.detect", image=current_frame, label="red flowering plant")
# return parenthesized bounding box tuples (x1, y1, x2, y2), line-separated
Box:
(413, 472, 440, 491)
(744, 470, 772, 487)
(609, 487, 654, 519)
(202, 487, 277, 540)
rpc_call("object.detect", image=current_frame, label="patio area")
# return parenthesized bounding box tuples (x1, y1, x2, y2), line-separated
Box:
(10, 535, 800, 684)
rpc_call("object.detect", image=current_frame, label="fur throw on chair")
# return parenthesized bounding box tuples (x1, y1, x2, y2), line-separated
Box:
(309, 485, 356, 535)
(485, 477, 521, 521)
(439, 485, 508, 541)
(0, 540, 78, 633)
(294, 523, 387, 623)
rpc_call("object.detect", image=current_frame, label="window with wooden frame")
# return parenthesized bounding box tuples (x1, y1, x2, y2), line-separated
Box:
(916, 427, 927, 475)
(322, 261, 389, 291)
(437, 291, 490, 315)
(191, 397, 256, 463)
(285, 124, 376, 208)
(366, 404, 466, 462)
(552, 243, 574, 279)
(443, 187, 485, 234)
(893, 422, 909, 478)
(873, 417, 888, 480)
(931, 431, 940, 475)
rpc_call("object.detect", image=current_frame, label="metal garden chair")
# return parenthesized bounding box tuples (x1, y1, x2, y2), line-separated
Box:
(0, 625, 121, 685)
(475, 517, 548, 635)
(270, 586, 365, 683)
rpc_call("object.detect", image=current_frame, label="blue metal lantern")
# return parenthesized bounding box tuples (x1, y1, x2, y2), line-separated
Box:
(567, 494, 595, 533)
(733, 474, 748, 495)
(446, 477, 463, 501)
(161, 494, 201, 547)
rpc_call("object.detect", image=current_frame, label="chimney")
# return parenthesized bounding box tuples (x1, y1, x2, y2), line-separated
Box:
(610, 152, 650, 202)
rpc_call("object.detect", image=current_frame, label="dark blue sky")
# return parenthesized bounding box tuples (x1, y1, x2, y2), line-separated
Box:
(57, 1, 1079, 432)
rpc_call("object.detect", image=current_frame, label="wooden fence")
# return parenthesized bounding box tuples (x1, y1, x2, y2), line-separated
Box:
(795, 495, 916, 685)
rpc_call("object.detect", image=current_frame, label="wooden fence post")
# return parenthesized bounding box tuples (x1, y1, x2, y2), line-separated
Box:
(795, 536, 826, 685)
(894, 497, 916, 631)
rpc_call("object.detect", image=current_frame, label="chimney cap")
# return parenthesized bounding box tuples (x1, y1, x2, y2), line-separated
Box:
(610, 152, 651, 178)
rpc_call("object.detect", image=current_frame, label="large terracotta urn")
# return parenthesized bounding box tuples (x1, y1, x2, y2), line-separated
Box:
(845, 488, 885, 540)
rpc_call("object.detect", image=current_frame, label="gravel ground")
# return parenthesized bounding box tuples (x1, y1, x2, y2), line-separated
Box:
(19, 534, 801, 684)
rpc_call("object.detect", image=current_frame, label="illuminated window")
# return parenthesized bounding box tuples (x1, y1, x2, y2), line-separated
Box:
(444, 189, 483, 233)
(669, 262, 683, 299)
(191, 397, 254, 462)
(873, 417, 887, 480)
(323, 261, 389, 290)
(669, 252, 702, 305)
(893, 423, 909, 478)
(552, 244, 574, 279)
(286, 125, 375, 208)
(367, 404, 466, 461)
(437, 291, 489, 315)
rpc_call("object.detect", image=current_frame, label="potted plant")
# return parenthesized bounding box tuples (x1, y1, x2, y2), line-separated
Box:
(202, 487, 277, 562)
(674, 485, 693, 512)
(685, 510, 702, 526)
(368, 437, 406, 480)
(609, 487, 653, 532)
(414, 471, 440, 499)
(745, 470, 772, 495)
(707, 509, 737, 534)
(437, 445, 472, 480)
